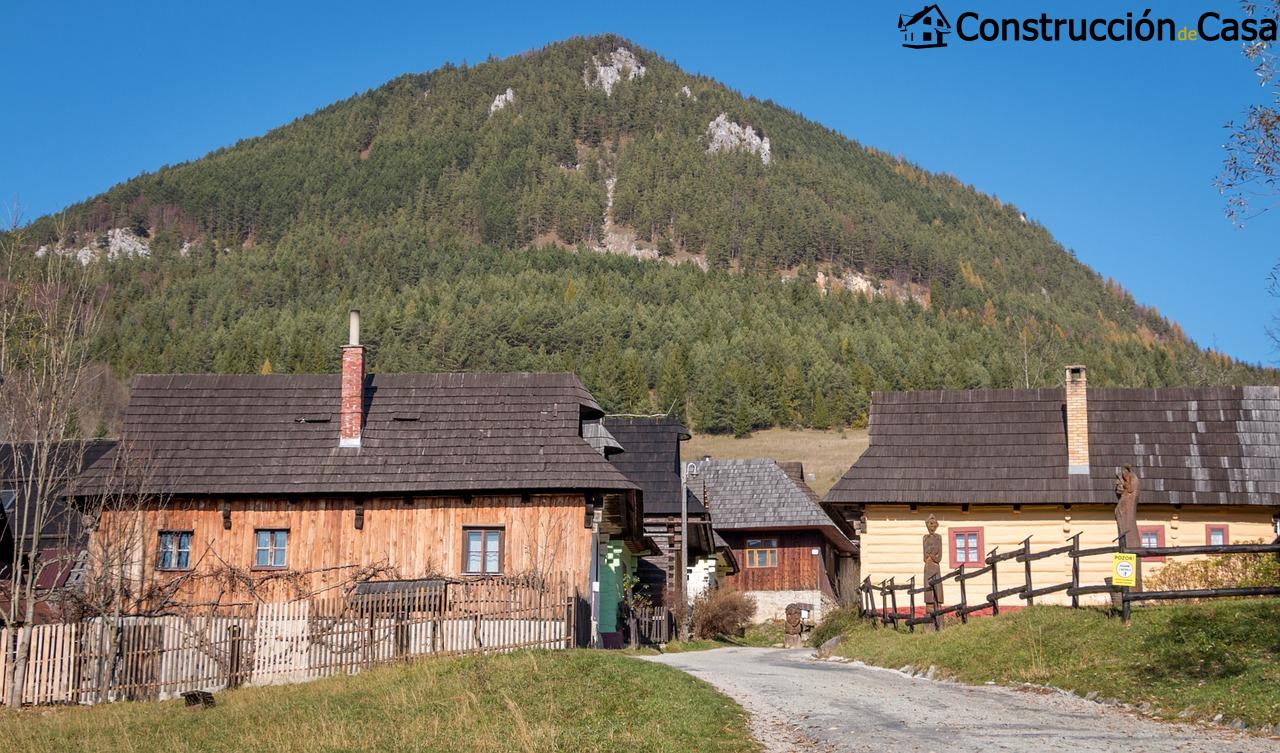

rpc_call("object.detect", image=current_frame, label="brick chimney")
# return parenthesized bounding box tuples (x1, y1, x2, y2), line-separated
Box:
(339, 310, 364, 448)
(1064, 365, 1089, 475)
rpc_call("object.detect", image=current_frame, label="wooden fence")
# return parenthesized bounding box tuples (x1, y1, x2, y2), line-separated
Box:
(860, 535, 1280, 631)
(624, 605, 673, 646)
(0, 577, 577, 706)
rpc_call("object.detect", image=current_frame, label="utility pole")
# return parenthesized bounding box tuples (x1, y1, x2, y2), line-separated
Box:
(679, 460, 698, 639)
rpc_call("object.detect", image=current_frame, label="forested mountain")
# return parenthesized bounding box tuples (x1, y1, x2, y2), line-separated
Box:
(9, 35, 1274, 435)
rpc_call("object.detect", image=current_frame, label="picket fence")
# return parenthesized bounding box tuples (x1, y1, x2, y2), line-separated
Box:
(0, 577, 576, 706)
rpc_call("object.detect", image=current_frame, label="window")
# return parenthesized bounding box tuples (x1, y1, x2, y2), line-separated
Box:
(0, 490, 14, 513)
(463, 527, 503, 574)
(1206, 525, 1229, 547)
(744, 538, 778, 568)
(157, 531, 192, 570)
(1137, 525, 1165, 562)
(949, 528, 984, 568)
(254, 529, 288, 569)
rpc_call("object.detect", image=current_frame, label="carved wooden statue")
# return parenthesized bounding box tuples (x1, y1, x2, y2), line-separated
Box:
(783, 603, 804, 648)
(1113, 464, 1143, 590)
(923, 514, 943, 605)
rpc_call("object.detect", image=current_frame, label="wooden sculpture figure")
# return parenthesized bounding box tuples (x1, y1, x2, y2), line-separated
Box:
(783, 603, 804, 648)
(923, 514, 943, 605)
(1114, 464, 1143, 590)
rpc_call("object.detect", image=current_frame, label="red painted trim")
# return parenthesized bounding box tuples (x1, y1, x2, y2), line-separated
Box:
(947, 527, 984, 569)
(1138, 525, 1165, 562)
(1205, 524, 1229, 546)
(879, 604, 1025, 621)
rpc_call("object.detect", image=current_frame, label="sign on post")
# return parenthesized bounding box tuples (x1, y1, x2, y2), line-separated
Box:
(1112, 552, 1138, 587)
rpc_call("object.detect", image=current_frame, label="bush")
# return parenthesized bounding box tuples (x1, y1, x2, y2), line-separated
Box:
(1145, 541, 1280, 592)
(808, 606, 863, 647)
(691, 589, 755, 639)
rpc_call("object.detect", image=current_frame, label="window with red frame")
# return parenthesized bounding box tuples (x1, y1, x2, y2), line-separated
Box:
(1206, 525, 1229, 547)
(949, 527, 984, 568)
(1138, 525, 1165, 562)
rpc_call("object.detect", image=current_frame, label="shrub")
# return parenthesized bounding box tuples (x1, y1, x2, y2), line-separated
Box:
(1145, 541, 1280, 592)
(808, 606, 863, 647)
(691, 589, 756, 639)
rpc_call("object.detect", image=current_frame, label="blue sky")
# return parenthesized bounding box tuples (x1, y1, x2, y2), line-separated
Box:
(4, 0, 1277, 364)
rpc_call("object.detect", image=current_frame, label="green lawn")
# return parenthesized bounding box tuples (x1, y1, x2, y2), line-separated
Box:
(816, 600, 1280, 727)
(0, 651, 759, 753)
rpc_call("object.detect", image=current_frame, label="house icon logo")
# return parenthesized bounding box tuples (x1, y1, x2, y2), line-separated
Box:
(899, 4, 952, 49)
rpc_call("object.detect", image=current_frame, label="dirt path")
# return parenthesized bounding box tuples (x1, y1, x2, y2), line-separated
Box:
(644, 648, 1279, 753)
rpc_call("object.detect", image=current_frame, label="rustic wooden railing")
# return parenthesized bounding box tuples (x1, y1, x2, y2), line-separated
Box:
(0, 576, 578, 707)
(860, 535, 1280, 631)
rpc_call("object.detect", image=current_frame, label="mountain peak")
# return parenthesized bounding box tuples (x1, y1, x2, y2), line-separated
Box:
(14, 33, 1270, 424)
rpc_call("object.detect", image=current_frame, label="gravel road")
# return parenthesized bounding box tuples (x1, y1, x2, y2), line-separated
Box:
(644, 647, 1279, 753)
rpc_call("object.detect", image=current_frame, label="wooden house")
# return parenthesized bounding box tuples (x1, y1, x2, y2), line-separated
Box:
(696, 459, 856, 621)
(602, 416, 735, 620)
(76, 313, 643, 643)
(825, 365, 1280, 605)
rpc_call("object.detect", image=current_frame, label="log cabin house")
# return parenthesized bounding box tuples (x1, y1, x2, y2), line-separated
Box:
(824, 365, 1280, 605)
(602, 416, 736, 624)
(76, 313, 644, 643)
(696, 459, 856, 621)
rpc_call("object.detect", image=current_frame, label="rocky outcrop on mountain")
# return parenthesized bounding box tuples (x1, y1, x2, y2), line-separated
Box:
(37, 228, 151, 265)
(816, 269, 930, 307)
(680, 85, 693, 99)
(489, 88, 515, 115)
(584, 47, 645, 96)
(706, 113, 771, 165)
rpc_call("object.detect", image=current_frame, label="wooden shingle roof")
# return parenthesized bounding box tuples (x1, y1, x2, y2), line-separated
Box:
(697, 459, 854, 552)
(603, 416, 705, 516)
(80, 373, 637, 496)
(826, 385, 1280, 507)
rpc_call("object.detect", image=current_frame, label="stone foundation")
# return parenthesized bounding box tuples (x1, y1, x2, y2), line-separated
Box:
(744, 589, 836, 623)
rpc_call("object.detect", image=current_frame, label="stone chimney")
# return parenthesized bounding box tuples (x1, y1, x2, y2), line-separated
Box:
(1064, 365, 1089, 475)
(339, 310, 364, 448)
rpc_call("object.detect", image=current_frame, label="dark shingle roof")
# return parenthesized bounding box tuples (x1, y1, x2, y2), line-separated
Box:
(697, 459, 854, 551)
(826, 385, 1280, 507)
(603, 416, 704, 515)
(79, 373, 636, 496)
(1, 440, 115, 541)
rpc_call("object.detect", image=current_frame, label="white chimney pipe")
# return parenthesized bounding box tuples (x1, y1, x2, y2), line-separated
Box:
(348, 309, 361, 347)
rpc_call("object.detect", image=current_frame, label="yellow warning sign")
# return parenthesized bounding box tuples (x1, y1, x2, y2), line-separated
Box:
(1113, 552, 1138, 587)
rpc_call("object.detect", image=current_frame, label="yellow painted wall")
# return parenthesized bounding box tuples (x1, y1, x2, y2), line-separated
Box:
(861, 505, 1277, 606)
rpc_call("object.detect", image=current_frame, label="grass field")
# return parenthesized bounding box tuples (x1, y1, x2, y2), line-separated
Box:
(0, 651, 759, 753)
(815, 600, 1280, 728)
(685, 428, 868, 495)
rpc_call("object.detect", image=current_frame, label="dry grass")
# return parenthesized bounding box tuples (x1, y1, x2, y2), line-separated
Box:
(685, 428, 868, 495)
(0, 651, 759, 753)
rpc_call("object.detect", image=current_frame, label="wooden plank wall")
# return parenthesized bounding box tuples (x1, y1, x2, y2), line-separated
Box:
(637, 516, 680, 605)
(860, 504, 1277, 606)
(719, 530, 832, 594)
(93, 494, 592, 606)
